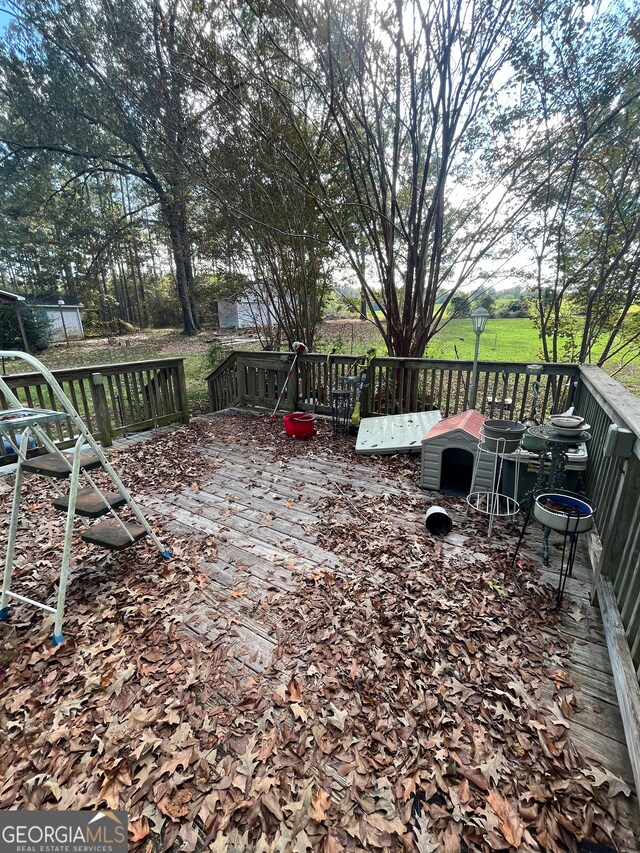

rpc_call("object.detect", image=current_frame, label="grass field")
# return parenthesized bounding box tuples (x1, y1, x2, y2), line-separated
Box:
(4, 318, 640, 406)
(316, 317, 640, 395)
(318, 317, 543, 360)
(425, 318, 542, 361)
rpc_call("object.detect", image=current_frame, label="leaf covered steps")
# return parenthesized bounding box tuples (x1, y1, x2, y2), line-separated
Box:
(52, 487, 126, 518)
(81, 520, 148, 551)
(22, 451, 102, 479)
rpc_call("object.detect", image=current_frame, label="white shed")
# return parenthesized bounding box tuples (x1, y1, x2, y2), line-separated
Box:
(35, 303, 85, 342)
(217, 299, 275, 329)
(420, 410, 493, 495)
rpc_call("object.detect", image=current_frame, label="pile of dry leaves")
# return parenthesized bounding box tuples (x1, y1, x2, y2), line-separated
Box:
(0, 413, 636, 852)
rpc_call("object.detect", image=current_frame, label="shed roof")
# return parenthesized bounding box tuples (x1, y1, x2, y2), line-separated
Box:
(0, 289, 25, 304)
(423, 409, 485, 441)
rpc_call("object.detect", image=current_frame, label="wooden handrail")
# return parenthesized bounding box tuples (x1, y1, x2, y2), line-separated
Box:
(3, 357, 185, 385)
(205, 350, 580, 374)
(205, 351, 240, 383)
(205, 350, 579, 423)
(365, 356, 580, 375)
(572, 364, 640, 798)
(207, 352, 241, 412)
(1, 357, 189, 460)
(578, 365, 640, 459)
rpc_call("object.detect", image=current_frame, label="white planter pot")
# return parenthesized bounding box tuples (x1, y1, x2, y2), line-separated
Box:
(534, 493, 594, 533)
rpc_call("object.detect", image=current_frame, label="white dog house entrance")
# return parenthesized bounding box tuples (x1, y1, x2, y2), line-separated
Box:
(421, 410, 491, 495)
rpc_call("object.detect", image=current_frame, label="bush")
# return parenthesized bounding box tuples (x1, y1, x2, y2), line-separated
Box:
(206, 339, 230, 372)
(0, 303, 53, 352)
(147, 275, 183, 328)
(495, 298, 530, 319)
(84, 315, 139, 338)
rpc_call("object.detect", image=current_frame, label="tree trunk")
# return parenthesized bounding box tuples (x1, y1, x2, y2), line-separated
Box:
(132, 242, 148, 327)
(164, 203, 199, 336)
(178, 199, 200, 331)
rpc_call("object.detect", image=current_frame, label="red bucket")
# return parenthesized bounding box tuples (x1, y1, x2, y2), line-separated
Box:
(283, 412, 316, 439)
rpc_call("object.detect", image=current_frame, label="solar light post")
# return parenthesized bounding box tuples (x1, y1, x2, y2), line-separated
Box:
(470, 307, 489, 410)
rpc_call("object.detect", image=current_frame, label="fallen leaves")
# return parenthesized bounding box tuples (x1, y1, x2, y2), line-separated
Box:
(310, 788, 330, 822)
(586, 766, 632, 798)
(486, 788, 525, 847)
(0, 412, 636, 853)
(158, 790, 192, 821)
(324, 703, 348, 732)
(129, 816, 150, 842)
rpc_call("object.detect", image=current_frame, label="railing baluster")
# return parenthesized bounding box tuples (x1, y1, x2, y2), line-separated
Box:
(1, 358, 188, 462)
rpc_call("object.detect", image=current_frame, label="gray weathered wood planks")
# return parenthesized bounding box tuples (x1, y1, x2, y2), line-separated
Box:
(120, 417, 635, 803)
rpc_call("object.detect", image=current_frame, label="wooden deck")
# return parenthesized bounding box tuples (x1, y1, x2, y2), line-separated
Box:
(131, 413, 636, 822)
(115, 413, 640, 849)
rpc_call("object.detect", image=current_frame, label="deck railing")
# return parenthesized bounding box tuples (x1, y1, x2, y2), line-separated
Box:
(0, 358, 189, 462)
(366, 357, 578, 420)
(572, 365, 640, 798)
(573, 367, 640, 643)
(206, 350, 580, 421)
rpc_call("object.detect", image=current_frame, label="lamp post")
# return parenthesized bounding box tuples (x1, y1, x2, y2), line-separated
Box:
(57, 299, 69, 347)
(470, 307, 489, 410)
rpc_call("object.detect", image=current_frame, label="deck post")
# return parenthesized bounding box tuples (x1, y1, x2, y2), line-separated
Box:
(175, 360, 190, 424)
(362, 358, 374, 418)
(287, 355, 298, 410)
(237, 357, 248, 405)
(90, 373, 113, 448)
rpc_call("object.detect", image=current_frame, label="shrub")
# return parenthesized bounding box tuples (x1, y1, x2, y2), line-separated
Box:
(206, 339, 229, 372)
(495, 298, 530, 319)
(84, 315, 139, 337)
(0, 303, 53, 352)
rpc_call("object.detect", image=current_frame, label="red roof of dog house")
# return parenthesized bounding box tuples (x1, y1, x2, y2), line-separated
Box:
(423, 410, 486, 441)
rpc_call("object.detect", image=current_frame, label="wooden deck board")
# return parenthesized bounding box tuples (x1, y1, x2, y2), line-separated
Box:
(126, 419, 636, 809)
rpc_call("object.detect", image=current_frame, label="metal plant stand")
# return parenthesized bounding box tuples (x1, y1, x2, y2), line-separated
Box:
(331, 387, 352, 435)
(467, 432, 520, 536)
(518, 425, 591, 565)
(512, 493, 593, 608)
(0, 351, 170, 645)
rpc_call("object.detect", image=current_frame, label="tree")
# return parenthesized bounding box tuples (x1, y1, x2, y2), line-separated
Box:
(216, 90, 339, 349)
(0, 303, 52, 351)
(509, 2, 640, 366)
(476, 292, 496, 315)
(450, 294, 472, 319)
(0, 0, 206, 334)
(0, 153, 157, 329)
(237, 0, 539, 356)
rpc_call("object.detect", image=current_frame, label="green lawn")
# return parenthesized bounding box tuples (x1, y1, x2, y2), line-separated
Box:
(425, 318, 543, 361)
(423, 318, 640, 395)
(323, 317, 544, 361)
(5, 320, 640, 410)
(321, 317, 640, 396)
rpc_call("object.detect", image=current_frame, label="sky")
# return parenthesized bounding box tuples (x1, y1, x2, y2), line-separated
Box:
(0, 7, 13, 33)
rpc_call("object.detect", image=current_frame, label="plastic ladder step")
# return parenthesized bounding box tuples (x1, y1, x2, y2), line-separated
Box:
(22, 452, 102, 479)
(53, 487, 126, 518)
(81, 519, 148, 551)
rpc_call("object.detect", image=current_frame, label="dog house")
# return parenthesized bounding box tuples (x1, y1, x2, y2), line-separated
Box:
(420, 410, 493, 495)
